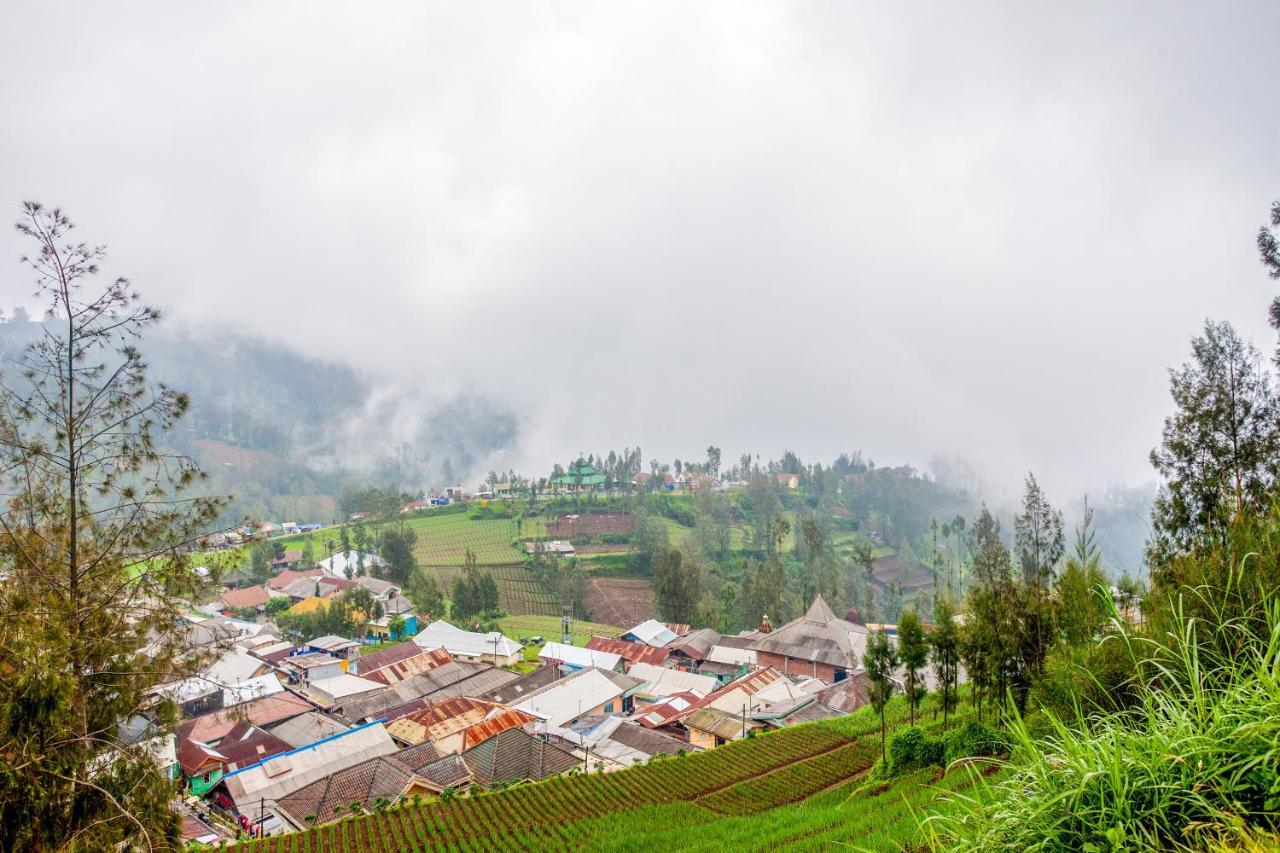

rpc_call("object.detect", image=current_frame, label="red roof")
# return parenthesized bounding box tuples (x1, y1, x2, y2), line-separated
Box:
(267, 568, 322, 590)
(219, 585, 270, 610)
(664, 623, 692, 637)
(177, 738, 226, 776)
(216, 721, 293, 771)
(585, 636, 670, 666)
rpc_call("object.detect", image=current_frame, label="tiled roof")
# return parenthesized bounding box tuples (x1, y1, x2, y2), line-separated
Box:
(177, 691, 312, 745)
(274, 756, 413, 827)
(584, 636, 670, 666)
(219, 585, 270, 610)
(394, 742, 473, 788)
(462, 727, 579, 786)
(609, 721, 688, 756)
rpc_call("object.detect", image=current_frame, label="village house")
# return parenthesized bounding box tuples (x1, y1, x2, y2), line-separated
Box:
(461, 727, 580, 787)
(385, 696, 537, 753)
(584, 635, 671, 669)
(219, 721, 399, 817)
(749, 595, 869, 682)
(625, 662, 717, 708)
(272, 755, 446, 830)
(665, 627, 721, 669)
(621, 618, 678, 648)
(776, 472, 800, 489)
(214, 584, 271, 614)
(351, 641, 453, 684)
(537, 641, 622, 673)
(512, 666, 644, 728)
(411, 620, 523, 666)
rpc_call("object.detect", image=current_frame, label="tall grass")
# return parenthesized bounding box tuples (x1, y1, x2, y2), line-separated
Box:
(925, 574, 1280, 851)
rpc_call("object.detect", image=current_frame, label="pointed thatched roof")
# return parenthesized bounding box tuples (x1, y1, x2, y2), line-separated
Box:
(748, 595, 869, 671)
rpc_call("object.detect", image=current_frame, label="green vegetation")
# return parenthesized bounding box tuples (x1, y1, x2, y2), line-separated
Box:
(495, 615, 624, 645)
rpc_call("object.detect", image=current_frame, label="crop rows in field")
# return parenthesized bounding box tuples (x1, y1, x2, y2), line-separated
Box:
(698, 739, 881, 815)
(418, 564, 559, 616)
(237, 722, 852, 852)
(544, 512, 635, 538)
(411, 518, 530, 566)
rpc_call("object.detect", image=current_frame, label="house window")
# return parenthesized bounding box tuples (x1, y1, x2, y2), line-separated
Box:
(603, 702, 614, 713)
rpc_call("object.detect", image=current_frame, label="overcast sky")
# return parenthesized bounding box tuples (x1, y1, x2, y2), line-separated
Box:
(1, 3, 1278, 500)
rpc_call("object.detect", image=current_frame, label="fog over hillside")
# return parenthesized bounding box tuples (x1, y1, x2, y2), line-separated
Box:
(1, 2, 1274, 569)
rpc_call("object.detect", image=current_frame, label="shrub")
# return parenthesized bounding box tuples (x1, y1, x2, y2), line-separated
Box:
(940, 721, 1006, 766)
(887, 727, 943, 774)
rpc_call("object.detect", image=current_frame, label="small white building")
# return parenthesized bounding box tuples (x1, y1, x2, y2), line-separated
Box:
(411, 620, 522, 666)
(538, 642, 621, 673)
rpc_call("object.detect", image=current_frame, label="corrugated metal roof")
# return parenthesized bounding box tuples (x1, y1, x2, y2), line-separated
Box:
(627, 663, 717, 698)
(584, 636, 671, 666)
(538, 642, 621, 670)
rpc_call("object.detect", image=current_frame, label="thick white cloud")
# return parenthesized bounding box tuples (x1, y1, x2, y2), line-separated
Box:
(1, 2, 1277, 501)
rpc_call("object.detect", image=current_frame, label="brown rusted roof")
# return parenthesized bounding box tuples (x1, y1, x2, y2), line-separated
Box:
(360, 645, 453, 685)
(215, 722, 293, 771)
(664, 623, 691, 637)
(585, 636, 671, 666)
(461, 708, 538, 750)
(386, 696, 502, 745)
(609, 721, 688, 756)
(177, 691, 312, 745)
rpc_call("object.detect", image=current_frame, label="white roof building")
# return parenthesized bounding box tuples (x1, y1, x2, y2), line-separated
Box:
(412, 620, 522, 663)
(706, 645, 757, 668)
(537, 642, 621, 671)
(221, 721, 398, 807)
(513, 667, 643, 728)
(318, 551, 386, 579)
(623, 619, 677, 648)
(626, 663, 717, 698)
(222, 673, 284, 706)
(203, 647, 270, 686)
(305, 674, 385, 706)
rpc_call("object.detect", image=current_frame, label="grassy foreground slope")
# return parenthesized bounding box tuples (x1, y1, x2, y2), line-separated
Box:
(232, 697, 978, 852)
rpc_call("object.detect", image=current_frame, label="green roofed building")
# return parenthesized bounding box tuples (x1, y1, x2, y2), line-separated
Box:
(550, 460, 606, 492)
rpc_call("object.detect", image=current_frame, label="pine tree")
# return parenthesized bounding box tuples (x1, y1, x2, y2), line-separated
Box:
(864, 629, 899, 763)
(897, 608, 928, 726)
(929, 595, 960, 729)
(0, 203, 223, 849)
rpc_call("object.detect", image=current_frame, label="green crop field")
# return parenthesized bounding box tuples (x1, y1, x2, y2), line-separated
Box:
(417, 564, 559, 616)
(495, 615, 624, 645)
(231, 695, 981, 852)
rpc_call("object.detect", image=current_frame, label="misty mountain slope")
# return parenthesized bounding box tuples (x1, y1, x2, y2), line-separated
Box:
(0, 318, 522, 522)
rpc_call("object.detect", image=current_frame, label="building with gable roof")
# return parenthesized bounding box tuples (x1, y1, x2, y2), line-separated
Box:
(749, 595, 869, 682)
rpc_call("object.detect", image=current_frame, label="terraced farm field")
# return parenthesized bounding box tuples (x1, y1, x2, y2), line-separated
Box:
(409, 514, 542, 566)
(233, 697, 977, 852)
(417, 564, 559, 616)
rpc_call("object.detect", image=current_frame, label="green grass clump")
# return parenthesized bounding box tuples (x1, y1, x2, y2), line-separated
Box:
(927, 600, 1280, 851)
